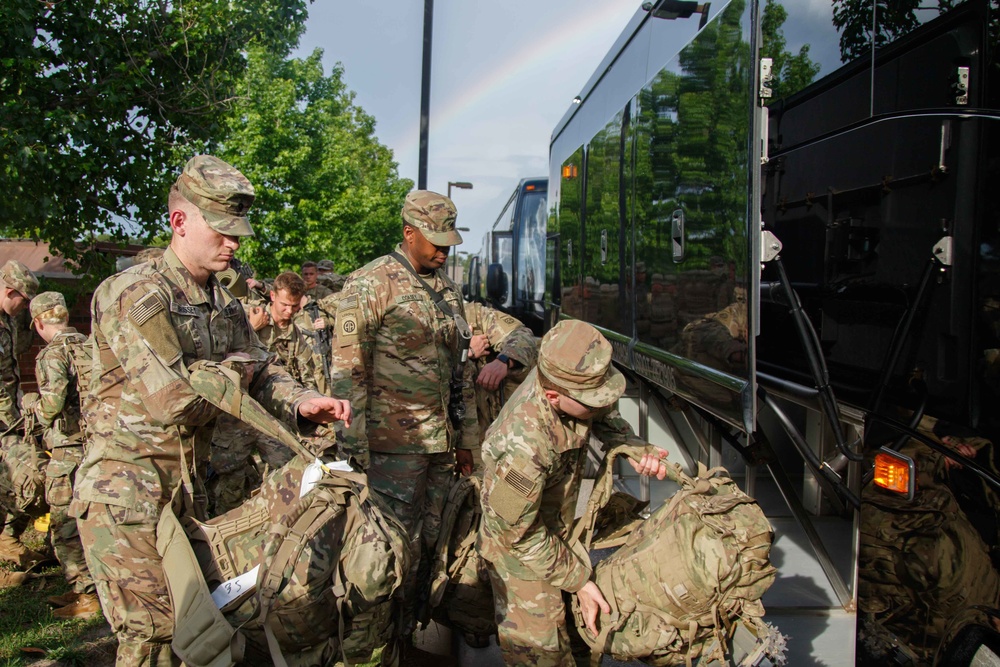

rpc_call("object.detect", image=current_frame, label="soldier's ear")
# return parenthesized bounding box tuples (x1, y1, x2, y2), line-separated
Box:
(169, 208, 187, 235)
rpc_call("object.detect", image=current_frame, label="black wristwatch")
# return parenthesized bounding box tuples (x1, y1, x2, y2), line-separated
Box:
(497, 353, 513, 369)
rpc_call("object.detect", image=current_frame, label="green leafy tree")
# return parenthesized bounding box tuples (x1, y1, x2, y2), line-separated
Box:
(832, 0, 958, 61)
(761, 0, 822, 100)
(210, 47, 413, 278)
(0, 0, 309, 280)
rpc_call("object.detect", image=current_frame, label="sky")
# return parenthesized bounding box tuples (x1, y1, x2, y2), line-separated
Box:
(294, 0, 639, 261)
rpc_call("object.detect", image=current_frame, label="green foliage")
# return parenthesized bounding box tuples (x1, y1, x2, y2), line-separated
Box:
(832, 0, 957, 61)
(210, 47, 413, 279)
(0, 0, 309, 277)
(761, 0, 821, 100)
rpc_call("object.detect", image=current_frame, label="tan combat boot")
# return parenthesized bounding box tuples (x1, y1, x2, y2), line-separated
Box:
(52, 592, 101, 619)
(47, 591, 80, 606)
(0, 570, 30, 588)
(0, 534, 46, 568)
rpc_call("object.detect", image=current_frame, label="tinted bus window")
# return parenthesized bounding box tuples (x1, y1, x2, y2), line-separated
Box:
(556, 146, 585, 321)
(514, 187, 547, 318)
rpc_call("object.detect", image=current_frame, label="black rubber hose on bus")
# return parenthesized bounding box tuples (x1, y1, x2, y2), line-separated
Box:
(870, 257, 937, 417)
(770, 257, 864, 462)
(759, 388, 861, 509)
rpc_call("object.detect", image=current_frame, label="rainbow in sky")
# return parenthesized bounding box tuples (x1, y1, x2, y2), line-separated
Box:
(390, 1, 638, 163)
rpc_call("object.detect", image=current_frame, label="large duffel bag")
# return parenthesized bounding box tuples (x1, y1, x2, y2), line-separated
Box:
(158, 365, 410, 667)
(572, 445, 783, 667)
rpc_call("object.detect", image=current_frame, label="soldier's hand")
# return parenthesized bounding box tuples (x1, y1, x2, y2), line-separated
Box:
(246, 278, 263, 291)
(455, 448, 474, 476)
(298, 397, 352, 428)
(628, 448, 669, 480)
(313, 317, 326, 330)
(469, 334, 490, 360)
(21, 392, 39, 413)
(476, 359, 509, 392)
(942, 437, 977, 470)
(576, 581, 611, 637)
(248, 306, 269, 331)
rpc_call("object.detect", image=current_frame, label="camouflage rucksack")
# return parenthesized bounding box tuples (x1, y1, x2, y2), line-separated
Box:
(572, 445, 782, 667)
(427, 474, 496, 644)
(158, 365, 410, 667)
(0, 413, 47, 517)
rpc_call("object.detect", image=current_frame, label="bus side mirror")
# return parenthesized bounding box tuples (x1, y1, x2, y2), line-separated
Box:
(486, 263, 507, 303)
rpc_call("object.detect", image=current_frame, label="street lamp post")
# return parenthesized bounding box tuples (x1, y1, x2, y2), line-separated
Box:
(446, 182, 473, 281)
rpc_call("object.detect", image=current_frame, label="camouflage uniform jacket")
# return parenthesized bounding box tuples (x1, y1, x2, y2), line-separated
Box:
(72, 248, 322, 519)
(33, 328, 88, 449)
(257, 319, 329, 395)
(306, 284, 333, 301)
(0, 311, 21, 429)
(476, 368, 635, 592)
(461, 302, 538, 449)
(330, 245, 467, 464)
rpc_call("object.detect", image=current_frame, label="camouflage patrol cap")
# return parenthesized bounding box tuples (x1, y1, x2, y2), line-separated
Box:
(317, 259, 335, 272)
(174, 155, 255, 237)
(539, 320, 625, 408)
(29, 291, 66, 320)
(0, 260, 38, 299)
(402, 190, 462, 246)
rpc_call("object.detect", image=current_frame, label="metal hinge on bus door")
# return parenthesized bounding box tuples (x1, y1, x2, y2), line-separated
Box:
(759, 58, 772, 166)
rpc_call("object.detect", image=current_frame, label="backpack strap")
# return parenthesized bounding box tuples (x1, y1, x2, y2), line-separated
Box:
(157, 482, 245, 667)
(571, 443, 661, 550)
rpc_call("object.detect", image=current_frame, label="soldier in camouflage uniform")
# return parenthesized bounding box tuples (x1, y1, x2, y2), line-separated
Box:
(21, 291, 99, 618)
(461, 302, 538, 462)
(477, 320, 668, 666)
(209, 270, 331, 514)
(330, 190, 475, 651)
(0, 259, 44, 567)
(70, 155, 352, 667)
(301, 260, 333, 301)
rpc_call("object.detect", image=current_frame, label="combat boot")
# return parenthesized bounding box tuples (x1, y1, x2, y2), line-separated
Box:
(52, 593, 101, 619)
(0, 570, 30, 588)
(0, 534, 46, 568)
(47, 591, 80, 606)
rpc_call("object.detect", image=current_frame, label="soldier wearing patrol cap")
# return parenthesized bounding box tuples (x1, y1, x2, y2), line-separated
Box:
(477, 320, 669, 667)
(20, 291, 99, 617)
(330, 189, 475, 659)
(0, 259, 41, 568)
(71, 155, 352, 667)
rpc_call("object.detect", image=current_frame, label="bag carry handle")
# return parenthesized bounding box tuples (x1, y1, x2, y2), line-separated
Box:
(571, 443, 683, 551)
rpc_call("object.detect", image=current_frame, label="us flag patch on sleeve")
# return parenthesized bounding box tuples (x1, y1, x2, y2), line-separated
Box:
(129, 293, 165, 327)
(503, 468, 534, 497)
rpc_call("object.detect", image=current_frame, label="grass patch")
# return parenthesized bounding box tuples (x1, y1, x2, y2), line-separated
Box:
(0, 528, 114, 667)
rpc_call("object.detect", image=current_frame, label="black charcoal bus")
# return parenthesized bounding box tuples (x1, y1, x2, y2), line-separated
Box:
(465, 177, 549, 335)
(483, 0, 1000, 663)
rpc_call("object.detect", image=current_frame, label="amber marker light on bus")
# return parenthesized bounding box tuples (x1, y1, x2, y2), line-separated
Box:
(873, 447, 915, 501)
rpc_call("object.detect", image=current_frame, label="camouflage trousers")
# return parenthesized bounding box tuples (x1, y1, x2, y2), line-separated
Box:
(75, 501, 180, 667)
(45, 446, 94, 594)
(208, 413, 293, 515)
(487, 563, 587, 667)
(367, 450, 454, 635)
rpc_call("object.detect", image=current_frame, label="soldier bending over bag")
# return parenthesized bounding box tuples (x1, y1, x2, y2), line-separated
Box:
(477, 320, 668, 666)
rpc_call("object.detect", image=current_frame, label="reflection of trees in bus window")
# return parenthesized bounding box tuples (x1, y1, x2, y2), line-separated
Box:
(559, 147, 584, 320)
